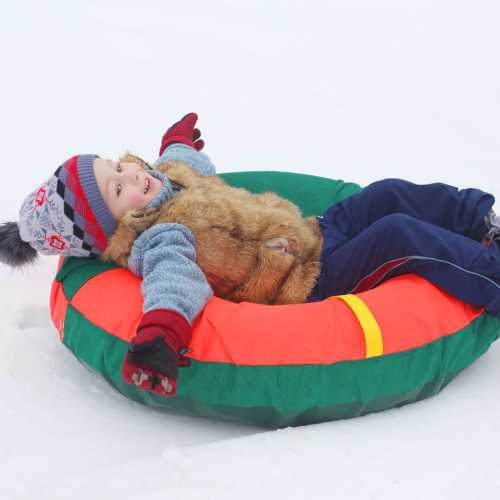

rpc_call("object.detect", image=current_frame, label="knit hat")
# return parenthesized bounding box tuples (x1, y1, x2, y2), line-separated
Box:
(17, 154, 117, 259)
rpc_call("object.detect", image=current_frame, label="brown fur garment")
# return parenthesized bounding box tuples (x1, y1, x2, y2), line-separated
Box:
(102, 153, 324, 305)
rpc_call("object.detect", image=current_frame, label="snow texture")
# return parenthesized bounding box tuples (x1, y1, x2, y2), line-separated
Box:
(1, 1, 499, 499)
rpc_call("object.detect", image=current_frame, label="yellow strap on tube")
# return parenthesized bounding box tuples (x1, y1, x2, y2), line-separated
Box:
(333, 294, 384, 358)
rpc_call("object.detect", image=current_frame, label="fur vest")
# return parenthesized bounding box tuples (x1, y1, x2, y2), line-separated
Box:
(104, 157, 323, 305)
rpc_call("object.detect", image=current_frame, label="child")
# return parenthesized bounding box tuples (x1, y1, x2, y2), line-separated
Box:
(1, 113, 500, 399)
(1, 113, 215, 396)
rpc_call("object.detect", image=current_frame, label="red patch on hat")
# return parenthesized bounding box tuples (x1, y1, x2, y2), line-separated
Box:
(34, 186, 48, 208)
(47, 234, 67, 251)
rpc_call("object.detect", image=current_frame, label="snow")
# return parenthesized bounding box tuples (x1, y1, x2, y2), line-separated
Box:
(1, 1, 500, 499)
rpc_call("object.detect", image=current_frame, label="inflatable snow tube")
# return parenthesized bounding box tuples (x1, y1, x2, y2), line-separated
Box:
(50, 171, 500, 428)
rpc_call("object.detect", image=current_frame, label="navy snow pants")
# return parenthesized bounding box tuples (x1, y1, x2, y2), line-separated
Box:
(307, 178, 500, 317)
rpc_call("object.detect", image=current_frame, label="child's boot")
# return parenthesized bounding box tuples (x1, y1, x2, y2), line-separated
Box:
(482, 210, 500, 247)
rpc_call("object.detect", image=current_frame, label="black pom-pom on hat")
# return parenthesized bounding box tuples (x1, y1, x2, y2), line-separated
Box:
(0, 221, 38, 267)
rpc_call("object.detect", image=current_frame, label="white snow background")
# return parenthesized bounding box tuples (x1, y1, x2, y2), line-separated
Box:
(1, 1, 499, 499)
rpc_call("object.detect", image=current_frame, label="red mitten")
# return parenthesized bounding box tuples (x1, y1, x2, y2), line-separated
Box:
(121, 309, 192, 397)
(159, 112, 205, 156)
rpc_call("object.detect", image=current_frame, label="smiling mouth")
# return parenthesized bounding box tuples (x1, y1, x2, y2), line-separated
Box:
(144, 176, 151, 194)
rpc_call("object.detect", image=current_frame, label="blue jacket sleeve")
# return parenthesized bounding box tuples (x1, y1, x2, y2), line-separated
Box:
(153, 143, 216, 176)
(127, 223, 213, 324)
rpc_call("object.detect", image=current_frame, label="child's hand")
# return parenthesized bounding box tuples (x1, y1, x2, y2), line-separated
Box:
(159, 112, 205, 156)
(121, 309, 192, 397)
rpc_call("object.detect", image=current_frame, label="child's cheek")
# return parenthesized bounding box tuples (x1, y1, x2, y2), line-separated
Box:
(128, 192, 147, 208)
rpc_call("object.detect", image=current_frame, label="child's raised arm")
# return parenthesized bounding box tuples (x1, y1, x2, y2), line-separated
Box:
(155, 113, 216, 177)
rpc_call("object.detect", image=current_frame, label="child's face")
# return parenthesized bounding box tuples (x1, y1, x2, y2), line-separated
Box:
(93, 158, 163, 220)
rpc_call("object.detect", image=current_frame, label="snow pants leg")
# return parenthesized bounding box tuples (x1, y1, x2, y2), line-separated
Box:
(308, 178, 500, 316)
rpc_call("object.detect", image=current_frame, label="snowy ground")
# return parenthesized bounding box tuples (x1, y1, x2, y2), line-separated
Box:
(1, 1, 500, 499)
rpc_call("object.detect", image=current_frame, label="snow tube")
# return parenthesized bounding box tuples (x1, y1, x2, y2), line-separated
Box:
(50, 171, 500, 428)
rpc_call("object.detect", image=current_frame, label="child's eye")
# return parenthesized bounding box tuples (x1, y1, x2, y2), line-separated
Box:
(117, 162, 122, 173)
(116, 184, 122, 197)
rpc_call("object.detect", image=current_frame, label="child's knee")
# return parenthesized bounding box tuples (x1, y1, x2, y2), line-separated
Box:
(366, 178, 411, 195)
(373, 213, 416, 234)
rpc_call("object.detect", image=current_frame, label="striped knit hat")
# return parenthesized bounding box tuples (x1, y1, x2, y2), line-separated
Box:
(17, 155, 117, 258)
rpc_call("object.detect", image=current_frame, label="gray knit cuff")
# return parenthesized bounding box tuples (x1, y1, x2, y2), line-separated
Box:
(153, 144, 216, 177)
